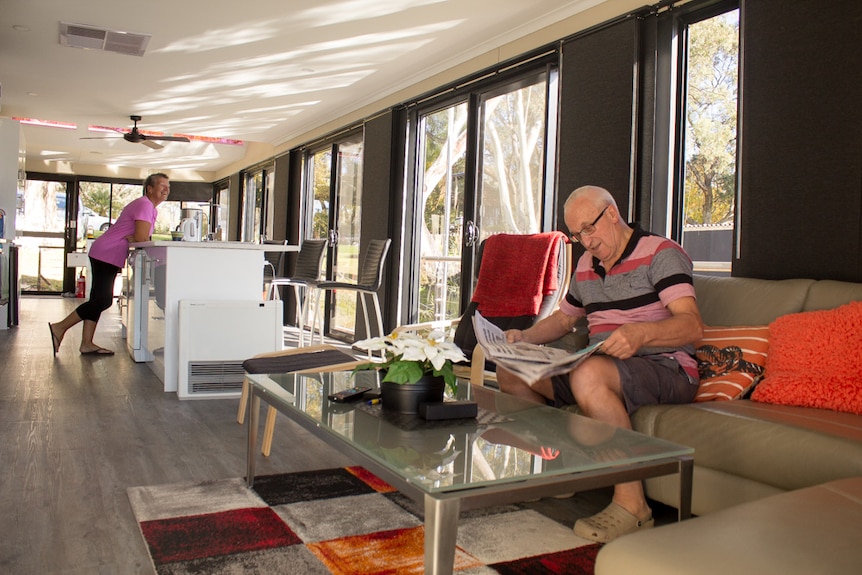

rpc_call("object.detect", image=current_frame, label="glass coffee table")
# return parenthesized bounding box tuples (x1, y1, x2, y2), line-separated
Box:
(245, 370, 693, 575)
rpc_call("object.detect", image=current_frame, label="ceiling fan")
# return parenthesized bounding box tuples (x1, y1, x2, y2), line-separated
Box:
(84, 115, 190, 150)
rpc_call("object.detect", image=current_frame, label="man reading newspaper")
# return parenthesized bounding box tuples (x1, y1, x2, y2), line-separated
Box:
(492, 186, 703, 544)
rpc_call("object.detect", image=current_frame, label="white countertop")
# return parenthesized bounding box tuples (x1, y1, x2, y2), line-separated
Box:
(130, 241, 298, 251)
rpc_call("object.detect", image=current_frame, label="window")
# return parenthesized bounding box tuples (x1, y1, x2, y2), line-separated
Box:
(241, 166, 273, 243)
(15, 179, 69, 293)
(213, 180, 230, 240)
(677, 7, 740, 275)
(411, 66, 557, 323)
(304, 133, 364, 339)
(79, 181, 142, 238)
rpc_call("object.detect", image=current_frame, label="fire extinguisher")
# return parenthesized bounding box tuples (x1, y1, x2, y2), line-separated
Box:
(76, 272, 86, 298)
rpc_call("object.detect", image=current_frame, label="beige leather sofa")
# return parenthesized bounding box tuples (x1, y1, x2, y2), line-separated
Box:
(596, 476, 862, 575)
(633, 274, 862, 516)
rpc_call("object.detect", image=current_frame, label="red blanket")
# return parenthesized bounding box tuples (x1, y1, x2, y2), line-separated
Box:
(471, 232, 568, 317)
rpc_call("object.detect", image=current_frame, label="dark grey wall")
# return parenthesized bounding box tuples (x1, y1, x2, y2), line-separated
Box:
(736, 0, 862, 280)
(165, 181, 212, 203)
(358, 111, 398, 337)
(558, 17, 640, 229)
(270, 153, 291, 242)
(228, 174, 241, 241)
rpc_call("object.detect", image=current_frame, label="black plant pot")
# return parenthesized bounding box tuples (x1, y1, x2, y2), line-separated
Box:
(380, 375, 445, 414)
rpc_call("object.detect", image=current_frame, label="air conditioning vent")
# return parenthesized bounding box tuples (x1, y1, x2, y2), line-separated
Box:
(59, 22, 151, 57)
(177, 300, 283, 399)
(188, 361, 246, 394)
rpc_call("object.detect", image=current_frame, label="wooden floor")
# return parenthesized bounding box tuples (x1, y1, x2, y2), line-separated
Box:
(0, 296, 355, 574)
(0, 296, 674, 574)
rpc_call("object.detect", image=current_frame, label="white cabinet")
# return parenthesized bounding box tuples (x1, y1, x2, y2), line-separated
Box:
(126, 241, 296, 395)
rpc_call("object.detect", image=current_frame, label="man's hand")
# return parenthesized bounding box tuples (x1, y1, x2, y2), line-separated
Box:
(599, 323, 647, 360)
(504, 329, 524, 343)
(600, 297, 703, 360)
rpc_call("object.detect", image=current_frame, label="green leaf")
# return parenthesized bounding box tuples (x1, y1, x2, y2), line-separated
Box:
(382, 360, 425, 384)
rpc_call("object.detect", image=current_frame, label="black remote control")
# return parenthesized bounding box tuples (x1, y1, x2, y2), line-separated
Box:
(327, 386, 372, 403)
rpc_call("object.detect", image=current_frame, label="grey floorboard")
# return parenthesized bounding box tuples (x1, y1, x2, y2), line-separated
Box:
(0, 295, 671, 575)
(0, 296, 353, 575)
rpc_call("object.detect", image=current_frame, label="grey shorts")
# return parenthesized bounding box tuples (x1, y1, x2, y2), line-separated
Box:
(550, 355, 697, 415)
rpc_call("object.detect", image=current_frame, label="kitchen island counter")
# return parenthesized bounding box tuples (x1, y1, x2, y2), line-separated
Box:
(125, 241, 298, 395)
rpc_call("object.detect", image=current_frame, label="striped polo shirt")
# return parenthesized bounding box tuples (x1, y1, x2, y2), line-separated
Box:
(559, 224, 699, 380)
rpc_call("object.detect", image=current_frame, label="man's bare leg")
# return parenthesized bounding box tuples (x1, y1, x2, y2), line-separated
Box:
(568, 357, 653, 541)
(495, 366, 552, 404)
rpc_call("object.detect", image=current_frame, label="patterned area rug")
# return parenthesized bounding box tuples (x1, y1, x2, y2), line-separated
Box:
(128, 466, 602, 574)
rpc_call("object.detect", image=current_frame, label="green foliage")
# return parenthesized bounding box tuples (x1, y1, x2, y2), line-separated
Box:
(683, 11, 739, 226)
(79, 182, 111, 216)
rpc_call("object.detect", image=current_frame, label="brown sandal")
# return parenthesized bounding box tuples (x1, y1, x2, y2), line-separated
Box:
(573, 501, 654, 542)
(49, 323, 62, 356)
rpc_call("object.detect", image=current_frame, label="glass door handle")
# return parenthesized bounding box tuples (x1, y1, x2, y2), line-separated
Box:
(464, 220, 479, 247)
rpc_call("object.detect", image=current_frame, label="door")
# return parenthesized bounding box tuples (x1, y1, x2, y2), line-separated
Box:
(306, 132, 364, 340)
(16, 179, 77, 294)
(414, 70, 557, 323)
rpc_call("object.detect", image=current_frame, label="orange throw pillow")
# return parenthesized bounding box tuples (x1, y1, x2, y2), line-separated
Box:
(693, 326, 770, 401)
(751, 301, 862, 415)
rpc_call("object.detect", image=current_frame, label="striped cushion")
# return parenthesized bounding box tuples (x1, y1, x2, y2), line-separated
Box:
(693, 326, 770, 401)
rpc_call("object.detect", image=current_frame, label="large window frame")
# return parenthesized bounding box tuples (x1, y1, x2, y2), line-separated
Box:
(240, 163, 275, 243)
(301, 129, 365, 341)
(664, 0, 740, 276)
(403, 57, 560, 325)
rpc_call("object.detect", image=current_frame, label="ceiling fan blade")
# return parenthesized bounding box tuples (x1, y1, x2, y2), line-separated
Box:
(148, 135, 191, 143)
(142, 139, 164, 150)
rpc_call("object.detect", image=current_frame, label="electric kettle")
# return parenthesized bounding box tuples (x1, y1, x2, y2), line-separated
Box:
(180, 218, 200, 241)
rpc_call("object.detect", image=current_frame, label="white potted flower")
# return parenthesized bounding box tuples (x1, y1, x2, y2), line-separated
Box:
(353, 330, 467, 413)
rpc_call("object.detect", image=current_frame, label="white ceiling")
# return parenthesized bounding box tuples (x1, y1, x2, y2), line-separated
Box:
(1, 0, 612, 180)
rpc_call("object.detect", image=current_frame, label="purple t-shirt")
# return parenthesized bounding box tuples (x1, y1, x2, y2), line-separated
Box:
(87, 195, 157, 268)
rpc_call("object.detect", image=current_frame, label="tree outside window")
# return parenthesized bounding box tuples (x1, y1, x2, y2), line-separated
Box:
(681, 9, 739, 274)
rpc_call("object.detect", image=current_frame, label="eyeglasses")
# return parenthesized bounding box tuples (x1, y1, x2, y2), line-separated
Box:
(570, 206, 608, 243)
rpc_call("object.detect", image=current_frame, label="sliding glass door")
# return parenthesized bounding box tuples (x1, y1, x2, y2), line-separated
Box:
(413, 69, 557, 323)
(15, 179, 71, 294)
(306, 132, 364, 339)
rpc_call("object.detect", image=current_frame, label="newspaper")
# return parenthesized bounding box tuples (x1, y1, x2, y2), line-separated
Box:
(472, 312, 602, 385)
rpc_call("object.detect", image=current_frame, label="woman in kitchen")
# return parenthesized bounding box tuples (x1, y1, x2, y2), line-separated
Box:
(49, 173, 170, 356)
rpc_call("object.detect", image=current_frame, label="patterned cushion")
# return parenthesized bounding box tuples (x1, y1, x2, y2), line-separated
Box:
(693, 326, 770, 401)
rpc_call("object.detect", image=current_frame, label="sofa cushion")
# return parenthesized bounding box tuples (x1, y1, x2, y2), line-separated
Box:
(802, 279, 862, 312)
(693, 325, 769, 401)
(631, 401, 862, 493)
(752, 301, 862, 415)
(693, 275, 814, 326)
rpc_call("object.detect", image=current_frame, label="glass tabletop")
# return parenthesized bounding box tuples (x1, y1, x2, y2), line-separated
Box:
(247, 370, 693, 494)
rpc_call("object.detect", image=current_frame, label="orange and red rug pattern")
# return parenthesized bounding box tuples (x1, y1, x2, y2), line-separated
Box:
(128, 466, 601, 574)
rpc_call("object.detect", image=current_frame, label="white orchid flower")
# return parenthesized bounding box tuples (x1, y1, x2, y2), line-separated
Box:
(353, 336, 389, 352)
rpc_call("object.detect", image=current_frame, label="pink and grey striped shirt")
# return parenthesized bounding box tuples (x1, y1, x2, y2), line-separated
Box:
(559, 225, 699, 381)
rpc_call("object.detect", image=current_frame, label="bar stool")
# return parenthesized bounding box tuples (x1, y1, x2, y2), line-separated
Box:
(262, 240, 288, 299)
(309, 239, 391, 345)
(268, 239, 327, 346)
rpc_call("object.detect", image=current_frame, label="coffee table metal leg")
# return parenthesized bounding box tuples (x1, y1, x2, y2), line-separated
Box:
(424, 495, 460, 575)
(246, 391, 260, 488)
(678, 455, 694, 520)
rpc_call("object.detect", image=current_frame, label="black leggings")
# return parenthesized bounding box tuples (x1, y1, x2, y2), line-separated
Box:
(75, 257, 121, 322)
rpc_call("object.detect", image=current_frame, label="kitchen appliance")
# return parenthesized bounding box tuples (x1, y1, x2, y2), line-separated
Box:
(179, 208, 205, 241)
(179, 217, 200, 241)
(177, 299, 283, 399)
